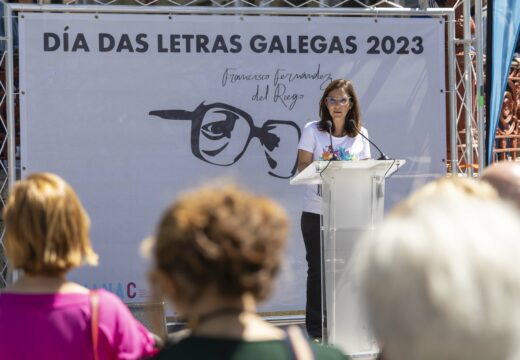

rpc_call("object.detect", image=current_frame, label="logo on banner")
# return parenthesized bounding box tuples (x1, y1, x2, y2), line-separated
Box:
(149, 102, 301, 178)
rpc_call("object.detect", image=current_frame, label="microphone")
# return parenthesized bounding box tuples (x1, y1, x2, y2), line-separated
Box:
(325, 120, 337, 161)
(348, 119, 390, 160)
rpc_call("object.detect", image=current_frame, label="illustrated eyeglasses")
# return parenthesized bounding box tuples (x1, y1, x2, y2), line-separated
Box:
(149, 102, 301, 179)
(326, 97, 350, 106)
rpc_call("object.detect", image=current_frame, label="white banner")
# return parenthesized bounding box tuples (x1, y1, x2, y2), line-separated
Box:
(18, 12, 446, 312)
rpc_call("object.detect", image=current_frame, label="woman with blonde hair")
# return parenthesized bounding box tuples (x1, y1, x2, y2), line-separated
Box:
(0, 172, 157, 360)
(148, 184, 345, 360)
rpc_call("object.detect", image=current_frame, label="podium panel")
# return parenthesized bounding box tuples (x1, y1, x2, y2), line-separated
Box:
(291, 160, 404, 357)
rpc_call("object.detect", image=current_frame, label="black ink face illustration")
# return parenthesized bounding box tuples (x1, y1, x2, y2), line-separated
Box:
(149, 102, 301, 179)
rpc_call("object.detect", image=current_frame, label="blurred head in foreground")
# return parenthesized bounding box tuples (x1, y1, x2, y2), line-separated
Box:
(481, 160, 520, 209)
(150, 183, 289, 322)
(3, 172, 98, 276)
(355, 177, 520, 360)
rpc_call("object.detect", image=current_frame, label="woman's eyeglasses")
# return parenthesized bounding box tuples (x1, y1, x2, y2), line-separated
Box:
(326, 97, 350, 106)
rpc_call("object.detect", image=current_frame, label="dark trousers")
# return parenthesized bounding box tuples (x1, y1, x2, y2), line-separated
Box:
(301, 211, 322, 338)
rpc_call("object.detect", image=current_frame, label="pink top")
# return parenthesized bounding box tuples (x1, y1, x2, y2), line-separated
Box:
(0, 289, 158, 360)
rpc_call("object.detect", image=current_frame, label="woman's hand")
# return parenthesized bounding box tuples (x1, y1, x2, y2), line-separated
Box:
(297, 150, 313, 173)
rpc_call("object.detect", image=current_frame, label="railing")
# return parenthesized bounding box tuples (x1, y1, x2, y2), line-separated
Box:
(493, 60, 520, 161)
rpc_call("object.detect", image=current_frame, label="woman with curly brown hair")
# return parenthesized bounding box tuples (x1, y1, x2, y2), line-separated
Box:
(148, 184, 345, 360)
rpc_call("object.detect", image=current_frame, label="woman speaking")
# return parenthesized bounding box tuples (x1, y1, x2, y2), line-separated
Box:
(296, 79, 371, 342)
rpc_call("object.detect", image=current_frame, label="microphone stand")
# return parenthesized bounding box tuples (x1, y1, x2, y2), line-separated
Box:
(325, 120, 337, 161)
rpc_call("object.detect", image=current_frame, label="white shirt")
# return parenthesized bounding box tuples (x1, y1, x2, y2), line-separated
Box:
(297, 120, 371, 214)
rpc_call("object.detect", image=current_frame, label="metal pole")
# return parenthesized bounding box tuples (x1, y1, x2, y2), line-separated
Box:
(4, 4, 16, 284)
(474, 0, 485, 174)
(6, 3, 450, 16)
(463, 0, 473, 176)
(4, 5, 15, 190)
(447, 11, 457, 174)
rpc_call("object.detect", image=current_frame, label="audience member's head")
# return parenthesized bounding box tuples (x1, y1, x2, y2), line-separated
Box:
(391, 176, 498, 215)
(3, 172, 98, 276)
(150, 183, 289, 321)
(355, 177, 520, 360)
(481, 161, 520, 209)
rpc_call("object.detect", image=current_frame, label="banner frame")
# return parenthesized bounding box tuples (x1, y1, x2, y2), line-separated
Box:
(2, 3, 456, 315)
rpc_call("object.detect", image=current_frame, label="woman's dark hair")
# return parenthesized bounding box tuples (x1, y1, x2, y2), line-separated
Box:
(318, 79, 362, 137)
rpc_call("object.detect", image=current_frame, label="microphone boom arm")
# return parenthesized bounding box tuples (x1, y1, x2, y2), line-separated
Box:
(349, 119, 390, 160)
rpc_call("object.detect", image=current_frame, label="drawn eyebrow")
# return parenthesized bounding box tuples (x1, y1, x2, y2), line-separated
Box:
(148, 109, 195, 120)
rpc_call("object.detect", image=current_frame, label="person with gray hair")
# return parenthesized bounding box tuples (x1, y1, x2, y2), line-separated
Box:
(354, 177, 520, 360)
(480, 160, 520, 209)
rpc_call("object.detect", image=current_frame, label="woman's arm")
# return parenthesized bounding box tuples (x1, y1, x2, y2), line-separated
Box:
(297, 149, 314, 173)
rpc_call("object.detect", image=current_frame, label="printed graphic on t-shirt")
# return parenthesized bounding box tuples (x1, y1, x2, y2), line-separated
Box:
(319, 145, 358, 161)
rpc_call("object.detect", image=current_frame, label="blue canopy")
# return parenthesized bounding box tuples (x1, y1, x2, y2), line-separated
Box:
(486, 0, 520, 165)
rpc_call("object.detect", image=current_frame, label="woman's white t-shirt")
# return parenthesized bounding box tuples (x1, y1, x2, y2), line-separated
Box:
(297, 120, 371, 214)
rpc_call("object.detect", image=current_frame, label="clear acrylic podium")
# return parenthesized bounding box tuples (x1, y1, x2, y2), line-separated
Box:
(290, 159, 405, 357)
